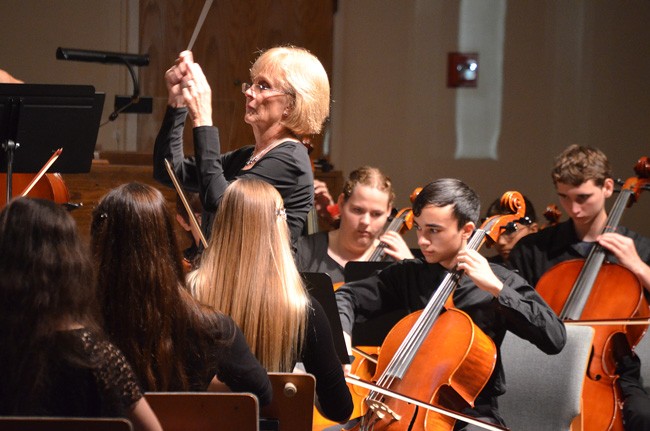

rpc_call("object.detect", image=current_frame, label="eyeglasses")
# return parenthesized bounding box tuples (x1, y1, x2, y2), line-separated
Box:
(499, 216, 533, 236)
(241, 82, 291, 97)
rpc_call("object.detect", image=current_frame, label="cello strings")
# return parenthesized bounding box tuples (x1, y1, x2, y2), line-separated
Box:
(561, 189, 632, 319)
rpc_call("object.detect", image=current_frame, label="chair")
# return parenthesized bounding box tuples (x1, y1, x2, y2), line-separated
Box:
(145, 392, 259, 431)
(0, 417, 132, 431)
(633, 331, 650, 393)
(498, 325, 594, 431)
(260, 372, 316, 431)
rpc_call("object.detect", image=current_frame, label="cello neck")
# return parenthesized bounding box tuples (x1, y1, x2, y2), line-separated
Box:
(560, 187, 635, 320)
(368, 212, 407, 262)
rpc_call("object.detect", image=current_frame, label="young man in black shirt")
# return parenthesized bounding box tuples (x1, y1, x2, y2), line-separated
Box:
(509, 145, 650, 430)
(336, 178, 566, 430)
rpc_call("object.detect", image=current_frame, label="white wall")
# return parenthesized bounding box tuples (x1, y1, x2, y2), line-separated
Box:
(331, 0, 650, 239)
(0, 0, 139, 151)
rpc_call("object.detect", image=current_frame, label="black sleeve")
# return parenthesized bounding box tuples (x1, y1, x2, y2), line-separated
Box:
(335, 263, 406, 336)
(301, 300, 353, 423)
(153, 106, 200, 192)
(491, 265, 567, 354)
(507, 237, 541, 287)
(213, 318, 273, 406)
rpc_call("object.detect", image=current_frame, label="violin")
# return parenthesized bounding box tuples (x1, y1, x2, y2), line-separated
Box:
(347, 191, 526, 431)
(535, 156, 650, 431)
(0, 148, 70, 207)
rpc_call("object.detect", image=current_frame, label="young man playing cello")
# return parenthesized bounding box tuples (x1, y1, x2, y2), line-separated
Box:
(509, 145, 650, 430)
(336, 178, 566, 430)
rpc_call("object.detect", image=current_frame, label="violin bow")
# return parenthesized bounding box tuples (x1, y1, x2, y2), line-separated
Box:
(164, 159, 208, 249)
(345, 375, 509, 431)
(19, 147, 63, 197)
(186, 0, 214, 51)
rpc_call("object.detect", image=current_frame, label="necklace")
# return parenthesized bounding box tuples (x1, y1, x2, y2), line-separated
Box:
(244, 140, 286, 166)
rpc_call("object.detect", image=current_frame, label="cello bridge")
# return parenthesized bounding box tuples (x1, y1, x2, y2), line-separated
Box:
(366, 399, 402, 421)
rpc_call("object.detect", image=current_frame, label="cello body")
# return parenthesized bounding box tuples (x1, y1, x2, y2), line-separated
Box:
(0, 172, 70, 207)
(537, 260, 649, 431)
(352, 308, 495, 431)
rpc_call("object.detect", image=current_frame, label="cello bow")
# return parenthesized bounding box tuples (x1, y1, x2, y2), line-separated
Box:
(345, 376, 509, 431)
(19, 148, 62, 197)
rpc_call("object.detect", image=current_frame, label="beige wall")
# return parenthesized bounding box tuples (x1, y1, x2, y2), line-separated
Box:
(1, 0, 648, 238)
(0, 0, 139, 151)
(331, 1, 650, 240)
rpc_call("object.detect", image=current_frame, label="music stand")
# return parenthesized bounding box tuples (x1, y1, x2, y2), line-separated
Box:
(301, 272, 350, 364)
(0, 84, 104, 201)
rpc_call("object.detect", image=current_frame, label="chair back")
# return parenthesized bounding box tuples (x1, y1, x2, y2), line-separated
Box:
(145, 392, 259, 431)
(634, 331, 650, 392)
(260, 372, 315, 431)
(0, 417, 132, 431)
(498, 325, 594, 431)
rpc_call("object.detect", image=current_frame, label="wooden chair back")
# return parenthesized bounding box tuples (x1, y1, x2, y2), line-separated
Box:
(145, 392, 259, 431)
(261, 372, 316, 431)
(0, 417, 132, 431)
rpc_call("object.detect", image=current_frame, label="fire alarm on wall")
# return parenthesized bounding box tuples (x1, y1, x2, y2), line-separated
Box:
(448, 52, 479, 88)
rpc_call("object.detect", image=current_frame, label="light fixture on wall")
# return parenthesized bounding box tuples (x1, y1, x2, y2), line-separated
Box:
(447, 52, 479, 88)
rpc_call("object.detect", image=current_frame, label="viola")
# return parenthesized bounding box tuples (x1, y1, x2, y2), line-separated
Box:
(348, 191, 526, 431)
(535, 156, 650, 431)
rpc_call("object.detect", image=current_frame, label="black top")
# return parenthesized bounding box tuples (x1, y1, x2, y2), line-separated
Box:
(509, 219, 650, 296)
(0, 329, 142, 417)
(296, 232, 346, 284)
(335, 258, 566, 424)
(302, 299, 354, 422)
(153, 106, 314, 243)
(180, 312, 272, 406)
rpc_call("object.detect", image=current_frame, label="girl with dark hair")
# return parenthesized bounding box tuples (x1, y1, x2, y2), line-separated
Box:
(0, 197, 161, 430)
(91, 182, 271, 404)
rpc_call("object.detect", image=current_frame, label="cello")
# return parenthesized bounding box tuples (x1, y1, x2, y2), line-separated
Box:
(349, 191, 526, 431)
(535, 156, 650, 431)
(0, 148, 70, 207)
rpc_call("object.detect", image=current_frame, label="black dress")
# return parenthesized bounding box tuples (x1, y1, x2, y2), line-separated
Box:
(0, 328, 142, 417)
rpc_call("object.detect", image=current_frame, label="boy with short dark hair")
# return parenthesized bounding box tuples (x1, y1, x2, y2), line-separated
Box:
(336, 178, 566, 429)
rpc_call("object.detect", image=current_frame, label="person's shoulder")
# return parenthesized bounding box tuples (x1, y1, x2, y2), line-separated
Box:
(271, 141, 311, 164)
(515, 220, 571, 250)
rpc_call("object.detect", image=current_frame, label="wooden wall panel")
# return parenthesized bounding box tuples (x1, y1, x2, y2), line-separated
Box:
(137, 0, 334, 159)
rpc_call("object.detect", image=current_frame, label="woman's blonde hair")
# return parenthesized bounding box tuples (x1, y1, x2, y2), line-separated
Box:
(250, 45, 330, 136)
(192, 178, 308, 372)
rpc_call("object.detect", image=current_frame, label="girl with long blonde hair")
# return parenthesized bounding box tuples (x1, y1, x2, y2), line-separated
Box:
(192, 178, 352, 422)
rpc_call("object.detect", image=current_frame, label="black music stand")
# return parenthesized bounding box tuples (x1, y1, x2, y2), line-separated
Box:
(301, 272, 350, 364)
(0, 84, 105, 202)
